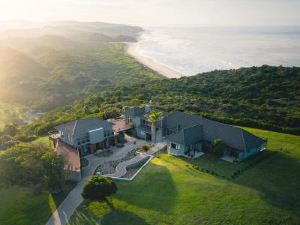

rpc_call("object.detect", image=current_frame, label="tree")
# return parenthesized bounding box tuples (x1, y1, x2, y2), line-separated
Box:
(41, 152, 66, 193)
(211, 139, 225, 157)
(148, 111, 163, 143)
(0, 143, 66, 193)
(82, 176, 117, 202)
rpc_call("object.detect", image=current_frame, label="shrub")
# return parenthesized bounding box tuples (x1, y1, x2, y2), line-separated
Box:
(141, 145, 150, 152)
(210, 139, 225, 157)
(82, 176, 117, 201)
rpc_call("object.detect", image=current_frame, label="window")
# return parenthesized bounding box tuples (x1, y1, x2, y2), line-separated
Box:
(171, 143, 180, 150)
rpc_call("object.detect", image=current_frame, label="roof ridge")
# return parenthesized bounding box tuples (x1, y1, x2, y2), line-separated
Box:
(72, 120, 78, 137)
(204, 117, 233, 127)
(240, 129, 247, 151)
(183, 123, 202, 131)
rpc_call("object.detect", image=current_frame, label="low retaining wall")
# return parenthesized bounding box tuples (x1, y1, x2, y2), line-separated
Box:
(104, 154, 152, 180)
(105, 155, 153, 181)
(102, 142, 166, 181)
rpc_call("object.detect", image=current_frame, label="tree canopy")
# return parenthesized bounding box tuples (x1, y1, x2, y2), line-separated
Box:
(81, 176, 117, 201)
(0, 143, 65, 192)
(148, 111, 163, 123)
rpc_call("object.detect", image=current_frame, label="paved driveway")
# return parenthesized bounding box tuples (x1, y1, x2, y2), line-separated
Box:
(46, 136, 147, 225)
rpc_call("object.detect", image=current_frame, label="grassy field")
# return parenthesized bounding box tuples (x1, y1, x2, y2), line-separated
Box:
(68, 128, 300, 225)
(0, 182, 76, 225)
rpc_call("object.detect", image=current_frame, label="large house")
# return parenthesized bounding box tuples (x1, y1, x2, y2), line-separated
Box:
(50, 117, 128, 181)
(124, 106, 266, 161)
(53, 118, 117, 156)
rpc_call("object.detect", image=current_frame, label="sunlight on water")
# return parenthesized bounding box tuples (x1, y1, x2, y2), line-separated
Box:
(136, 26, 300, 75)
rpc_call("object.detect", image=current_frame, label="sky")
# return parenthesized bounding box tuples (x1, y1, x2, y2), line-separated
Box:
(0, 0, 299, 26)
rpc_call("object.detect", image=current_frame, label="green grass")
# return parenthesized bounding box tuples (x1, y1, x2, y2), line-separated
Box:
(68, 128, 300, 225)
(31, 136, 52, 146)
(0, 182, 76, 225)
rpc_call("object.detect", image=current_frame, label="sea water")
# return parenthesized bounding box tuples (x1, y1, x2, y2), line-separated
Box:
(135, 26, 300, 75)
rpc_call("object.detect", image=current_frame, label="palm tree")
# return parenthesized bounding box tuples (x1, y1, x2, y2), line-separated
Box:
(148, 111, 163, 143)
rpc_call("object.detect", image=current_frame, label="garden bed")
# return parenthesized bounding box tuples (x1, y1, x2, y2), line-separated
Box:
(95, 148, 138, 175)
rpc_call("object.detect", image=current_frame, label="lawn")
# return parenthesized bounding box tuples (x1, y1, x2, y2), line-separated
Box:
(68, 128, 300, 225)
(0, 182, 76, 225)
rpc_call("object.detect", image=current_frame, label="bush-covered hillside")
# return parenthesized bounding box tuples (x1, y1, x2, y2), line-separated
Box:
(26, 66, 300, 135)
(0, 22, 160, 110)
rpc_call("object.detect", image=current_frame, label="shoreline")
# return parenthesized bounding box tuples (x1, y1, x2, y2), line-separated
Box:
(125, 41, 183, 79)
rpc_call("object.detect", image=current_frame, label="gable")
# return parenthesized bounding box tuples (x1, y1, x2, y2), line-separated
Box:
(242, 130, 266, 150)
(55, 117, 112, 137)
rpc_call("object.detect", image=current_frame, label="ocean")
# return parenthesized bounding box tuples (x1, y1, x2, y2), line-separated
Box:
(135, 26, 300, 76)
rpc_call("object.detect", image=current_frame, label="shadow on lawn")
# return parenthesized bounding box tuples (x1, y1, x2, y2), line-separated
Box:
(235, 151, 300, 216)
(101, 209, 149, 225)
(70, 206, 149, 225)
(115, 163, 177, 213)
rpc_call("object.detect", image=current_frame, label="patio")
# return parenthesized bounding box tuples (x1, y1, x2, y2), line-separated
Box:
(96, 142, 167, 180)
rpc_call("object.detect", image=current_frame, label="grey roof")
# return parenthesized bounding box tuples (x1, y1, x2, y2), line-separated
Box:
(165, 111, 202, 130)
(167, 124, 203, 145)
(165, 111, 266, 151)
(202, 118, 246, 150)
(55, 118, 111, 137)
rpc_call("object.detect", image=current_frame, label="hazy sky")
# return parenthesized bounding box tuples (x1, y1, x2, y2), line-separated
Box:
(0, 0, 299, 26)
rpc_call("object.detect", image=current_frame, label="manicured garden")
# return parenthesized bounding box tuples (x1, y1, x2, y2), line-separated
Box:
(68, 128, 300, 225)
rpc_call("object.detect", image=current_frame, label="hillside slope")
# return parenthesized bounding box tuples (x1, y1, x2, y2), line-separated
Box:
(0, 22, 160, 110)
(28, 66, 300, 135)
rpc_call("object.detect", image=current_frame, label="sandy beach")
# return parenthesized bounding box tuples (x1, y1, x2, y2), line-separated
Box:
(125, 42, 183, 79)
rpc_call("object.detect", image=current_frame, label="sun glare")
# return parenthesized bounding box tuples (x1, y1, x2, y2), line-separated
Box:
(0, 0, 53, 22)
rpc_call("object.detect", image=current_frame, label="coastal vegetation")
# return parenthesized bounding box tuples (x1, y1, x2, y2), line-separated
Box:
(0, 22, 160, 110)
(0, 143, 66, 192)
(18, 65, 300, 140)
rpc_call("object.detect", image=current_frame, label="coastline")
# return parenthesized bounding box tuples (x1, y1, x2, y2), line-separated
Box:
(125, 41, 183, 79)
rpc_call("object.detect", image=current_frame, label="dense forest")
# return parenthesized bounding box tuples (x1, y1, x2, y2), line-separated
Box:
(23, 65, 300, 139)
